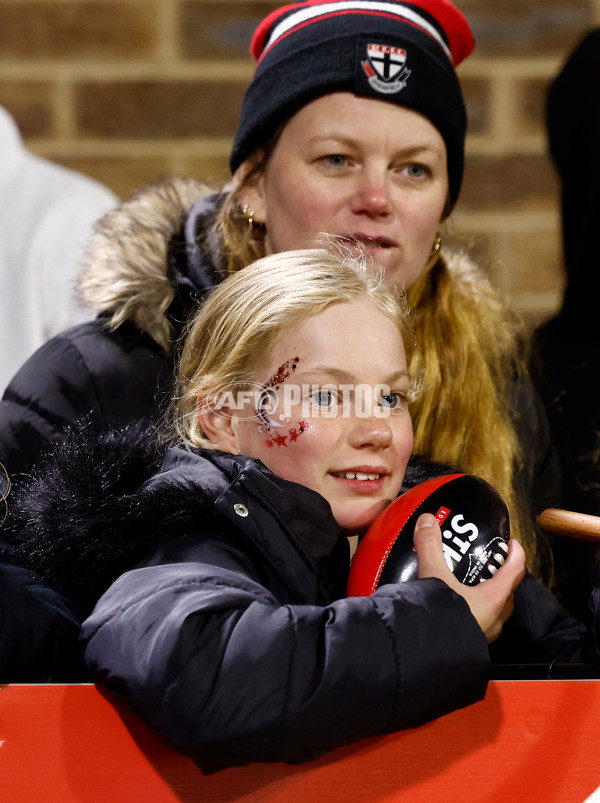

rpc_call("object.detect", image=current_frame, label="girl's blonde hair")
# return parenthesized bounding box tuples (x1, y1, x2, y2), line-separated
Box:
(175, 246, 413, 449)
(215, 178, 544, 578)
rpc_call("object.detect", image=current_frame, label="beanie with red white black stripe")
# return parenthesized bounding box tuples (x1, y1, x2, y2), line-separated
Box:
(229, 0, 474, 208)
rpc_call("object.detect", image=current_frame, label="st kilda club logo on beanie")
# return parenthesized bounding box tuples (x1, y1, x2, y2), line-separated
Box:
(357, 39, 414, 96)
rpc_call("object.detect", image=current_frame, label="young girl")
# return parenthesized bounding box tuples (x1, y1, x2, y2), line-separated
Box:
(69, 248, 597, 773)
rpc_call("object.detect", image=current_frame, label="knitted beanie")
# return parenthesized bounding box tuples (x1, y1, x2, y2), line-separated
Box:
(230, 0, 474, 207)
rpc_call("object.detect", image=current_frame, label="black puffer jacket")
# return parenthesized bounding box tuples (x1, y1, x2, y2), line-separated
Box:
(0, 469, 85, 682)
(0, 544, 85, 682)
(0, 178, 222, 483)
(81, 446, 494, 772)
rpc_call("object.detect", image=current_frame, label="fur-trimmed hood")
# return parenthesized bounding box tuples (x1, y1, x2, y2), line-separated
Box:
(76, 176, 226, 353)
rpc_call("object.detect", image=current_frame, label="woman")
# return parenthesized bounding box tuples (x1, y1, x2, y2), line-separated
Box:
(0, 0, 557, 579)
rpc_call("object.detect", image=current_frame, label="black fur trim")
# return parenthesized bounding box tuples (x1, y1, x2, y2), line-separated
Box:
(3, 421, 212, 612)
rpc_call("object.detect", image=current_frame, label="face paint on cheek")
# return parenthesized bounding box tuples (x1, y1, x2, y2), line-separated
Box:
(287, 421, 311, 443)
(259, 355, 301, 442)
(258, 407, 283, 447)
(260, 418, 275, 447)
(265, 356, 300, 390)
(267, 362, 290, 390)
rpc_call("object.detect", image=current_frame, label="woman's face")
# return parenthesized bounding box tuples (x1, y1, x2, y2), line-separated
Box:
(240, 92, 449, 287)
(231, 296, 414, 535)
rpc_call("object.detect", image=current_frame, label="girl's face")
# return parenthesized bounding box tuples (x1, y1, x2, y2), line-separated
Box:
(232, 297, 414, 534)
(239, 92, 449, 287)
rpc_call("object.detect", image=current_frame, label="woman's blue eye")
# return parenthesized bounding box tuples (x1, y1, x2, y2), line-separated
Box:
(405, 164, 428, 178)
(323, 154, 347, 167)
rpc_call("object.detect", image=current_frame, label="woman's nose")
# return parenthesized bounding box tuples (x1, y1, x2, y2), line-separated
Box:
(350, 168, 393, 217)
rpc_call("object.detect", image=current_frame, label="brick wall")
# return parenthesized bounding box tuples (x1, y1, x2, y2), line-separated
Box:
(2, 0, 599, 324)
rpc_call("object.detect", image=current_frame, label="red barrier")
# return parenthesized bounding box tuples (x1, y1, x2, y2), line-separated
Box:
(1, 681, 600, 802)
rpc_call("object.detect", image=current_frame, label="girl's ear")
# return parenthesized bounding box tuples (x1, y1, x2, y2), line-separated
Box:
(232, 152, 267, 226)
(197, 402, 239, 454)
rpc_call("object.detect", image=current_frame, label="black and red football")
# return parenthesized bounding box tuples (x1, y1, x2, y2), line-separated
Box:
(347, 474, 510, 596)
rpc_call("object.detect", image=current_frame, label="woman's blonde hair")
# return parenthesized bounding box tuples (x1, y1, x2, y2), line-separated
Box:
(406, 251, 543, 570)
(215, 176, 544, 578)
(175, 245, 413, 449)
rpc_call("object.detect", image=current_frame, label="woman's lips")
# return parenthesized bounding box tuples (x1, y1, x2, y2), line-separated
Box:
(342, 234, 398, 249)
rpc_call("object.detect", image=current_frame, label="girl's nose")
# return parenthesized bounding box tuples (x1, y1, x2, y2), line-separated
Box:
(347, 412, 394, 450)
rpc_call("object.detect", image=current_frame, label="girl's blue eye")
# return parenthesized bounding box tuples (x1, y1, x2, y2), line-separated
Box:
(379, 393, 405, 409)
(311, 390, 335, 407)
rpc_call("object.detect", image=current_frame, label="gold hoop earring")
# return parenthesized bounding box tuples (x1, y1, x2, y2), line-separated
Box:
(424, 233, 442, 272)
(241, 204, 255, 228)
(241, 203, 266, 235)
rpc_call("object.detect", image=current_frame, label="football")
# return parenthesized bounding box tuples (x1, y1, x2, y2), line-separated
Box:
(347, 474, 510, 596)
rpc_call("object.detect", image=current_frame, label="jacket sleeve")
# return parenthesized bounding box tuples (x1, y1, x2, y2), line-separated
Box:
(0, 550, 86, 682)
(82, 562, 490, 772)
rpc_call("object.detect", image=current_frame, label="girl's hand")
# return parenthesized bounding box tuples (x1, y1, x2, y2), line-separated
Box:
(414, 513, 526, 642)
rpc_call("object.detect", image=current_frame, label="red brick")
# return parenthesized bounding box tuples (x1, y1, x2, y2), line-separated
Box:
(505, 229, 565, 297)
(458, 0, 593, 56)
(514, 78, 553, 137)
(76, 80, 247, 139)
(0, 2, 158, 61)
(180, 1, 281, 60)
(47, 155, 172, 200)
(459, 155, 560, 212)
(462, 77, 491, 136)
(0, 83, 53, 137)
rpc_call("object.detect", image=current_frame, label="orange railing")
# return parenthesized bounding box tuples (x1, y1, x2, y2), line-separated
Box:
(1, 681, 600, 801)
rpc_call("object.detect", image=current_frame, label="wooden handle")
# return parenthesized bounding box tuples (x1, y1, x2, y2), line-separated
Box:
(537, 508, 600, 543)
